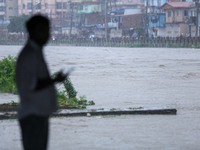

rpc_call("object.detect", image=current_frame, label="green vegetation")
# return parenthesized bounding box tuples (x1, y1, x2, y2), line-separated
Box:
(55, 76, 95, 108)
(0, 55, 17, 94)
(0, 55, 95, 109)
(7, 14, 29, 33)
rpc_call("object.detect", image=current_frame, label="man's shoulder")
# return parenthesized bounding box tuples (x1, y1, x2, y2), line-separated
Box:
(17, 43, 37, 63)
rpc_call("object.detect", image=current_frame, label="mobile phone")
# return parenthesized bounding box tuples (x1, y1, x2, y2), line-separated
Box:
(63, 67, 75, 76)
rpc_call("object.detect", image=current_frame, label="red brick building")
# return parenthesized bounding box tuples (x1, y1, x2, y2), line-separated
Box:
(121, 13, 143, 29)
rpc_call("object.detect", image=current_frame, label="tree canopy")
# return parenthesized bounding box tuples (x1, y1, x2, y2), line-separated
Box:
(7, 15, 30, 33)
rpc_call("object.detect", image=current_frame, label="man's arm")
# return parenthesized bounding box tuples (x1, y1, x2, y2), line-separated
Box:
(34, 72, 66, 91)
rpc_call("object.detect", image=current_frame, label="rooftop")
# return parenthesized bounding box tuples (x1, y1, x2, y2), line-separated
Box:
(161, 2, 194, 10)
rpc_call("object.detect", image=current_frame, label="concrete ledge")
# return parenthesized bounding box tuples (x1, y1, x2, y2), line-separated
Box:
(0, 107, 177, 120)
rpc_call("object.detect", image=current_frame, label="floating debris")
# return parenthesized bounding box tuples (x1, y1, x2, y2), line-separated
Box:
(187, 73, 197, 76)
(87, 113, 91, 117)
(159, 65, 165, 67)
(128, 107, 143, 109)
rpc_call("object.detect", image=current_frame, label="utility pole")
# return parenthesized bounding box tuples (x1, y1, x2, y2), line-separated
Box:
(105, 0, 107, 43)
(196, 0, 199, 37)
(145, 0, 148, 37)
(69, 1, 74, 40)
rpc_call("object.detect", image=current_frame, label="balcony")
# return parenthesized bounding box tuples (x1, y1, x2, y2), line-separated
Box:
(188, 16, 196, 25)
(108, 22, 118, 28)
(0, 3, 5, 7)
(0, 11, 5, 15)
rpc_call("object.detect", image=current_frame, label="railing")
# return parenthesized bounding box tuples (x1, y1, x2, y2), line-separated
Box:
(0, 36, 200, 48)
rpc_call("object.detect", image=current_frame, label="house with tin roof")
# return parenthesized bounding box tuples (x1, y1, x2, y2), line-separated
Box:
(160, 2, 197, 37)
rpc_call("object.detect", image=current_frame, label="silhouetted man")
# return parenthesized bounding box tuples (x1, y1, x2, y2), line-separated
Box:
(16, 15, 66, 150)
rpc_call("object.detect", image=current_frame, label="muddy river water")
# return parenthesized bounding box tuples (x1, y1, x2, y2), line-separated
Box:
(0, 46, 200, 150)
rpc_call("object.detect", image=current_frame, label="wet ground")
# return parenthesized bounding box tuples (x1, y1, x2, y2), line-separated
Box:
(0, 46, 200, 150)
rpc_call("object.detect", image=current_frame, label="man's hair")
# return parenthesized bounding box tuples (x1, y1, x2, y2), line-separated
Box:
(26, 15, 49, 33)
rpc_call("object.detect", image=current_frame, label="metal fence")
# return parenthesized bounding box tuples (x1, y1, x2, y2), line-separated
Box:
(1, 36, 200, 48)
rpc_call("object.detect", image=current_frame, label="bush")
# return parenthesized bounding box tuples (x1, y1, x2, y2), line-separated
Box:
(53, 72, 95, 108)
(0, 55, 17, 93)
(64, 77, 77, 98)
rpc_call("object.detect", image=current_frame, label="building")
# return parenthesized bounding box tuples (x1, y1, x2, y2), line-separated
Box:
(144, 0, 196, 37)
(17, 0, 84, 35)
(106, 0, 144, 12)
(108, 13, 143, 37)
(6, 0, 18, 21)
(160, 2, 196, 37)
(0, 0, 6, 21)
(18, 0, 82, 19)
(77, 1, 101, 14)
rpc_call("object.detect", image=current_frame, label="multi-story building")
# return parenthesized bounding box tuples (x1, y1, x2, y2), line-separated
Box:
(160, 2, 197, 37)
(0, 0, 17, 36)
(6, 0, 18, 21)
(0, 0, 6, 21)
(18, 0, 84, 35)
(106, 0, 144, 11)
(77, 1, 101, 14)
(18, 0, 83, 18)
(144, 0, 195, 37)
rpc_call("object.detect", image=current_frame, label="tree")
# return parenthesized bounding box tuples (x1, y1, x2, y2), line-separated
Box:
(7, 15, 29, 33)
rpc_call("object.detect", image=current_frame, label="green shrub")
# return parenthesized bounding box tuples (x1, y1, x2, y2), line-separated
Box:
(53, 72, 95, 108)
(64, 77, 77, 98)
(0, 55, 17, 93)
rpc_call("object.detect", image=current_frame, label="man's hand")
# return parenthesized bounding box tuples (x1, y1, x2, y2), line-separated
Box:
(34, 71, 67, 91)
(54, 71, 67, 82)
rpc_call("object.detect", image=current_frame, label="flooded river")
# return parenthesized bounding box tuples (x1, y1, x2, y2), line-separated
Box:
(0, 46, 200, 149)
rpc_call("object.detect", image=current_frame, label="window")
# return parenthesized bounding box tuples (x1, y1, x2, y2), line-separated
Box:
(0, 0, 3, 2)
(63, 2, 67, 9)
(74, 3, 77, 9)
(128, 0, 133, 2)
(72, 22, 75, 27)
(0, 6, 3, 11)
(45, 3, 48, 8)
(184, 10, 188, 16)
(158, 0, 161, 6)
(168, 11, 171, 17)
(85, 5, 88, 11)
(56, 2, 62, 9)
(63, 12, 66, 18)
(56, 12, 62, 18)
(79, 5, 83, 10)
(191, 10, 195, 16)
(147, 0, 150, 6)
(147, 7, 150, 13)
(9, 7, 13, 10)
(177, 10, 179, 16)
(36, 3, 41, 9)
(21, 4, 25, 9)
(9, 16, 13, 19)
(27, 3, 32, 9)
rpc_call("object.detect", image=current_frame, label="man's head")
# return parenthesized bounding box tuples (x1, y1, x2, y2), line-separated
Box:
(26, 15, 50, 45)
